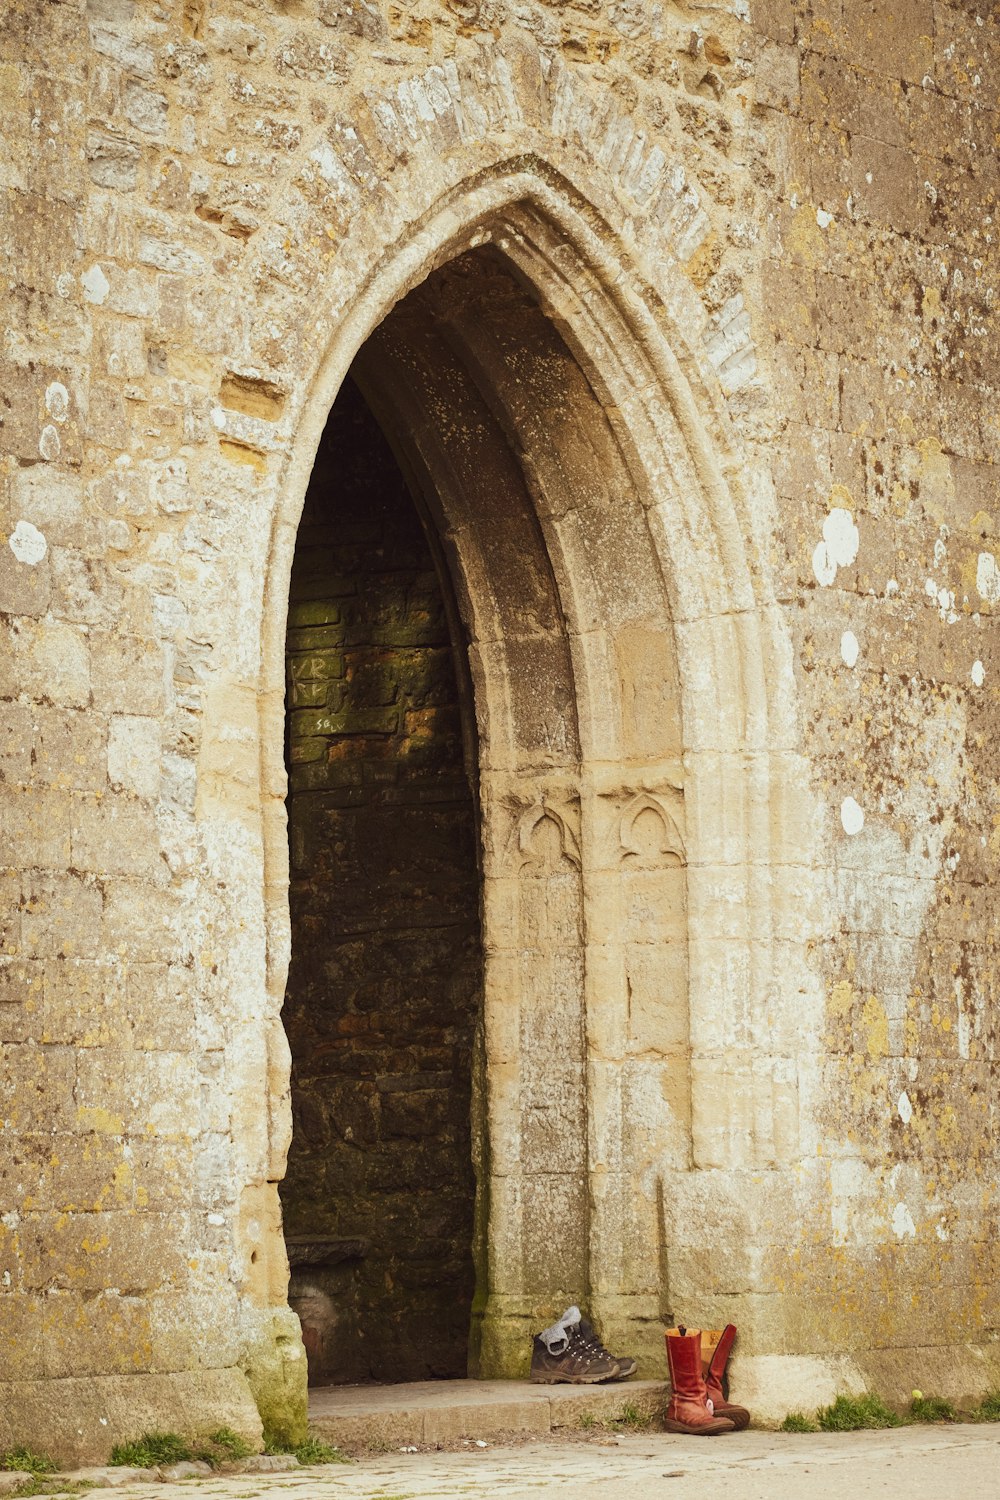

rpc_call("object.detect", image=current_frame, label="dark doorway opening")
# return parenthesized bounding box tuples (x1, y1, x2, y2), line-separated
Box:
(281, 376, 483, 1385)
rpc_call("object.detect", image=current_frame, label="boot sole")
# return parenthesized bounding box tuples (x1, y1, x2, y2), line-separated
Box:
(664, 1418, 734, 1435)
(530, 1372, 620, 1384)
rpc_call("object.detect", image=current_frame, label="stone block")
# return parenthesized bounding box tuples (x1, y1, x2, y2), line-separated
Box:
(90, 632, 164, 715)
(47, 1131, 133, 1214)
(0, 545, 51, 616)
(42, 1289, 154, 1378)
(71, 794, 160, 876)
(107, 713, 161, 797)
(103, 882, 184, 964)
(22, 872, 103, 960)
(0, 1042, 77, 1133)
(0, 1295, 44, 1380)
(239, 1453, 300, 1471)
(0, 1369, 262, 1465)
(60, 1468, 160, 1488)
(10, 617, 91, 707)
(126, 1052, 201, 1138)
(0, 958, 41, 1044)
(43, 959, 124, 1047)
(0, 786, 72, 870)
(20, 1210, 187, 1295)
(0, 703, 31, 784)
(32, 707, 108, 792)
(9, 467, 86, 547)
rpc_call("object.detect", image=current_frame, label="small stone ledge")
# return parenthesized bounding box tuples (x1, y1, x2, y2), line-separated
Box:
(308, 1379, 669, 1451)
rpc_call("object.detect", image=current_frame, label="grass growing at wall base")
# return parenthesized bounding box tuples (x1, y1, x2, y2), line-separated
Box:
(110, 1432, 191, 1468)
(910, 1394, 956, 1422)
(263, 1433, 349, 1464)
(0, 1450, 58, 1474)
(783, 1389, 987, 1433)
(780, 1411, 819, 1433)
(110, 1428, 254, 1469)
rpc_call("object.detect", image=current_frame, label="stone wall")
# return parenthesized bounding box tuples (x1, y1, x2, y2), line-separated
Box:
(282, 377, 481, 1383)
(746, 0, 1000, 1386)
(0, 0, 998, 1460)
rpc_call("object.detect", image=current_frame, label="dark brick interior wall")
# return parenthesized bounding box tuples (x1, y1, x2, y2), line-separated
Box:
(281, 377, 482, 1385)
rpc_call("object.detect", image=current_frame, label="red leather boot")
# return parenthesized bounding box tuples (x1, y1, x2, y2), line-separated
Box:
(664, 1327, 735, 1435)
(702, 1325, 750, 1431)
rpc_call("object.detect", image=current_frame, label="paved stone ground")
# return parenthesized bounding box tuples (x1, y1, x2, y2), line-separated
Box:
(35, 1426, 1000, 1500)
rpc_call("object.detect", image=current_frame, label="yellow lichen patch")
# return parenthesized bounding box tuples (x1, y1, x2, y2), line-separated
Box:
(828, 482, 854, 510)
(828, 979, 854, 1017)
(76, 1106, 124, 1135)
(113, 1162, 133, 1204)
(921, 285, 942, 321)
(861, 995, 889, 1060)
(685, 230, 720, 288)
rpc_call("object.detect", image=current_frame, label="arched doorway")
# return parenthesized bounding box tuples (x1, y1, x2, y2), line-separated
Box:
(280, 235, 694, 1381)
(258, 173, 792, 1395)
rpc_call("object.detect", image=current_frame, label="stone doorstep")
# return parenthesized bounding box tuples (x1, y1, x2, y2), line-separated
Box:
(308, 1378, 669, 1449)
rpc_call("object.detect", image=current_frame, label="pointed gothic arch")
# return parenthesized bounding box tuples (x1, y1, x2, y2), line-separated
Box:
(255, 160, 805, 1374)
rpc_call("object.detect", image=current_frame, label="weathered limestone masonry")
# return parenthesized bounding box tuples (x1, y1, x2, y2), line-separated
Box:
(0, 0, 998, 1463)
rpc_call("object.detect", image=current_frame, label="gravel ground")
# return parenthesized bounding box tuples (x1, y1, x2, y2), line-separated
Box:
(29, 1423, 1000, 1500)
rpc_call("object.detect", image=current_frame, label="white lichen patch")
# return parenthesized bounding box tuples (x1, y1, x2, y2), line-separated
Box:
(8, 519, 47, 565)
(840, 796, 864, 836)
(840, 630, 859, 667)
(897, 1090, 913, 1125)
(976, 550, 1000, 605)
(971, 659, 985, 686)
(38, 424, 60, 461)
(44, 381, 69, 422)
(892, 1201, 916, 1239)
(81, 263, 110, 305)
(812, 507, 859, 587)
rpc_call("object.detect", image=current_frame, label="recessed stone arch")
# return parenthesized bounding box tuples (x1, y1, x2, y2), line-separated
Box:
(254, 159, 809, 1380)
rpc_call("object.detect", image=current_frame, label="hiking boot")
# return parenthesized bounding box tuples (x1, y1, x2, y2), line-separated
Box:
(578, 1318, 637, 1381)
(530, 1305, 620, 1384)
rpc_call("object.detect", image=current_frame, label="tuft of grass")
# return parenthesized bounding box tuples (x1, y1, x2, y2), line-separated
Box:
(817, 1393, 903, 1432)
(577, 1412, 598, 1431)
(610, 1401, 652, 1432)
(109, 1431, 192, 1468)
(262, 1433, 348, 1465)
(780, 1411, 819, 1433)
(292, 1436, 347, 1465)
(0, 1450, 58, 1475)
(192, 1427, 255, 1467)
(971, 1390, 1000, 1423)
(910, 1394, 956, 1423)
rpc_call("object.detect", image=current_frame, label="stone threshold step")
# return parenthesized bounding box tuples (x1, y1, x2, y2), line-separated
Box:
(309, 1378, 668, 1448)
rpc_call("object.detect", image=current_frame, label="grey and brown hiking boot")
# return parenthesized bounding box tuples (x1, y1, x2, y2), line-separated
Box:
(578, 1317, 637, 1381)
(530, 1305, 621, 1384)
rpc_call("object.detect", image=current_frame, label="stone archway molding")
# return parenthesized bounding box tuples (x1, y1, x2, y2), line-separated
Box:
(254, 155, 818, 1403)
